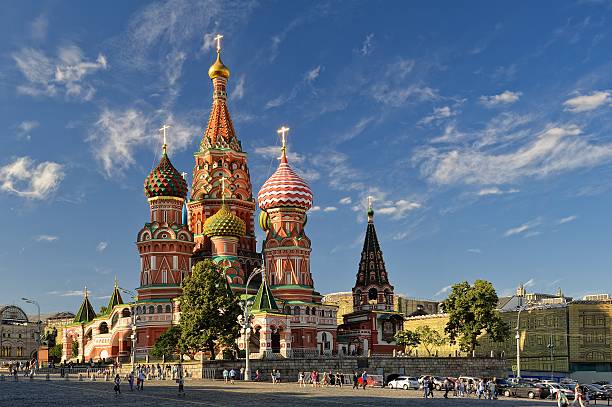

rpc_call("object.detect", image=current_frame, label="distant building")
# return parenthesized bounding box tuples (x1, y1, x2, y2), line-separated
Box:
(0, 305, 39, 362)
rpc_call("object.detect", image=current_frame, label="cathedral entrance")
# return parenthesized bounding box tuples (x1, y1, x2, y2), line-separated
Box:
(271, 328, 281, 353)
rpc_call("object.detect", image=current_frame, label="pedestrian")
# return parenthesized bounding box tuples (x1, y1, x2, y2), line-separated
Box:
(229, 368, 236, 384)
(275, 369, 281, 383)
(352, 371, 359, 389)
(223, 368, 229, 383)
(255, 369, 261, 381)
(428, 378, 435, 398)
(240, 367, 244, 381)
(557, 388, 569, 407)
(138, 370, 145, 390)
(270, 369, 276, 384)
(488, 379, 497, 400)
(298, 371, 305, 387)
(113, 374, 121, 396)
(127, 372, 134, 391)
(339, 372, 344, 388)
(361, 370, 368, 390)
(477, 379, 484, 399)
(423, 377, 430, 398)
(443, 378, 450, 398)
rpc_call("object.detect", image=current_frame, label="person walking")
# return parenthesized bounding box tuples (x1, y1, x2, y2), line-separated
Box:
(361, 370, 368, 390)
(239, 367, 244, 381)
(275, 369, 281, 383)
(298, 371, 305, 387)
(229, 368, 236, 384)
(113, 374, 121, 396)
(428, 378, 435, 398)
(339, 372, 344, 388)
(443, 378, 450, 398)
(223, 368, 229, 383)
(271, 369, 276, 384)
(423, 377, 430, 398)
(127, 372, 134, 391)
(352, 371, 359, 389)
(138, 370, 145, 390)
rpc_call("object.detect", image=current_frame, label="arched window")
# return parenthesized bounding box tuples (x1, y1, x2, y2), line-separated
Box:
(99, 322, 109, 334)
(305, 307, 310, 315)
(322, 332, 327, 342)
(148, 305, 155, 314)
(157, 305, 163, 314)
(165, 305, 171, 313)
(293, 306, 301, 316)
(121, 308, 131, 318)
(368, 288, 378, 301)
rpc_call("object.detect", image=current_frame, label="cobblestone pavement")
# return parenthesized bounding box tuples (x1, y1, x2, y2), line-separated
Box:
(0, 376, 558, 406)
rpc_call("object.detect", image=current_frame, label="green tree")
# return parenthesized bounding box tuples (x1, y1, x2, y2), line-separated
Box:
(441, 280, 511, 352)
(395, 329, 421, 355)
(99, 306, 108, 315)
(49, 343, 63, 361)
(150, 325, 183, 360)
(415, 325, 447, 356)
(178, 260, 242, 360)
(71, 340, 78, 358)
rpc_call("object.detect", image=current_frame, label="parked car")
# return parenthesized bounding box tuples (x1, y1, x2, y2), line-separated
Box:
(503, 382, 551, 399)
(494, 378, 512, 392)
(387, 376, 420, 390)
(583, 384, 610, 400)
(542, 383, 574, 398)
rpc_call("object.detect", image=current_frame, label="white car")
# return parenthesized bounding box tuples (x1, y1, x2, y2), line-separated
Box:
(543, 383, 574, 398)
(388, 376, 420, 390)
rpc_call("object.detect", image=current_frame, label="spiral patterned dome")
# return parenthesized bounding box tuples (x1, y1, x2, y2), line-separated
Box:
(257, 156, 313, 210)
(144, 152, 188, 199)
(203, 204, 246, 238)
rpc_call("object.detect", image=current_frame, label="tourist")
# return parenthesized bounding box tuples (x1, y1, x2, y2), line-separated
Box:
(423, 377, 430, 398)
(488, 379, 497, 400)
(275, 369, 281, 383)
(352, 371, 359, 389)
(557, 388, 569, 407)
(127, 372, 134, 391)
(443, 378, 450, 398)
(138, 370, 146, 390)
(361, 370, 368, 390)
(229, 368, 236, 384)
(240, 366, 244, 380)
(113, 374, 121, 396)
(312, 371, 319, 388)
(428, 378, 435, 398)
(477, 379, 485, 399)
(255, 369, 261, 381)
(298, 371, 305, 387)
(223, 368, 229, 383)
(271, 369, 276, 384)
(339, 372, 344, 388)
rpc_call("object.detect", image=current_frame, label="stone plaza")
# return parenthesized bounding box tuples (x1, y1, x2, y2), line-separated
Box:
(0, 375, 559, 406)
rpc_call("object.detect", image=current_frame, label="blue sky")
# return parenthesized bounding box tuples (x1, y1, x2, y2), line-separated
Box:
(2, 0, 612, 313)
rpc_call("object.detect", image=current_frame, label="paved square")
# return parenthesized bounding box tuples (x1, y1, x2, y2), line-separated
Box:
(0, 376, 558, 406)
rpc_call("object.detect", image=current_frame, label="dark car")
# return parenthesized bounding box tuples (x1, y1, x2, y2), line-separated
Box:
(503, 382, 551, 399)
(494, 378, 512, 392)
(583, 384, 610, 400)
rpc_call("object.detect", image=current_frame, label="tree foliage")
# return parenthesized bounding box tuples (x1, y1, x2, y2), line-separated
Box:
(395, 329, 421, 355)
(415, 325, 447, 356)
(441, 280, 511, 352)
(178, 260, 242, 360)
(150, 325, 183, 360)
(71, 340, 78, 357)
(49, 343, 63, 361)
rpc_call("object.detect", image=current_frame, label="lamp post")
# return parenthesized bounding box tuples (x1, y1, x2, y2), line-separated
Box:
(547, 334, 555, 381)
(241, 267, 264, 381)
(22, 297, 40, 370)
(515, 305, 525, 379)
(119, 288, 139, 375)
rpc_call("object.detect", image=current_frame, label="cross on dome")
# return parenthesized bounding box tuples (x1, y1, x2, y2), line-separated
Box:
(277, 126, 290, 161)
(159, 124, 171, 154)
(214, 34, 224, 53)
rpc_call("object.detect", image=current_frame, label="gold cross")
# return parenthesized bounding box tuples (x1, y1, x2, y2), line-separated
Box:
(367, 195, 373, 209)
(277, 126, 290, 157)
(159, 124, 171, 153)
(214, 34, 224, 52)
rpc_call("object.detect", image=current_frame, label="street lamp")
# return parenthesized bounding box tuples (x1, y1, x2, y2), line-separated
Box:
(119, 287, 139, 376)
(22, 297, 40, 370)
(515, 304, 526, 379)
(240, 266, 264, 381)
(547, 334, 555, 381)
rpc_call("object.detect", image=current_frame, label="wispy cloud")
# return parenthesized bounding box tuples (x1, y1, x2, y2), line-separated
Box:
(96, 241, 108, 252)
(254, 146, 303, 163)
(230, 75, 246, 100)
(337, 116, 375, 143)
(359, 33, 375, 56)
(477, 187, 520, 196)
(48, 290, 84, 297)
(416, 124, 612, 186)
(419, 106, 456, 125)
(16, 121, 39, 140)
(323, 206, 337, 212)
(504, 219, 541, 237)
(0, 156, 64, 199)
(557, 215, 578, 224)
(524, 278, 535, 288)
(563, 91, 611, 112)
(309, 206, 321, 212)
(13, 46, 108, 101)
(339, 197, 352, 205)
(392, 231, 409, 240)
(377, 199, 422, 219)
(35, 235, 58, 242)
(467, 248, 482, 254)
(304, 65, 323, 83)
(480, 90, 521, 107)
(29, 15, 48, 41)
(435, 285, 452, 297)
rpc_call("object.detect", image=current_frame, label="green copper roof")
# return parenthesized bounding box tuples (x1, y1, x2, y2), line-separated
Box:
(251, 277, 278, 312)
(144, 152, 188, 199)
(203, 204, 246, 238)
(106, 280, 124, 313)
(74, 289, 97, 324)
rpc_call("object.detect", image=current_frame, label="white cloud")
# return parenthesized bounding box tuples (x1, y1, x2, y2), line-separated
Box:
(557, 215, 578, 224)
(35, 235, 58, 242)
(13, 46, 107, 101)
(480, 90, 522, 107)
(201, 32, 217, 52)
(339, 197, 352, 205)
(563, 91, 611, 113)
(504, 219, 541, 237)
(477, 187, 520, 196)
(48, 290, 84, 297)
(419, 106, 455, 125)
(467, 248, 482, 254)
(377, 199, 422, 219)
(417, 124, 612, 186)
(524, 278, 536, 288)
(0, 156, 64, 199)
(392, 231, 409, 240)
(254, 146, 303, 163)
(231, 75, 246, 100)
(309, 206, 321, 212)
(337, 116, 375, 143)
(435, 285, 452, 296)
(323, 206, 338, 212)
(16, 121, 39, 140)
(29, 15, 48, 41)
(359, 33, 375, 56)
(430, 124, 465, 144)
(96, 241, 108, 252)
(373, 84, 437, 107)
(304, 65, 322, 83)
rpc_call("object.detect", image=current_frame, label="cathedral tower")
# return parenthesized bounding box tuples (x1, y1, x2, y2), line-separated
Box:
(257, 127, 318, 302)
(352, 199, 394, 311)
(137, 135, 195, 301)
(188, 36, 260, 287)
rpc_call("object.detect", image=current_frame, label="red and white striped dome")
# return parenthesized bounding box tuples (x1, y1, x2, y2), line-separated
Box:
(258, 156, 313, 210)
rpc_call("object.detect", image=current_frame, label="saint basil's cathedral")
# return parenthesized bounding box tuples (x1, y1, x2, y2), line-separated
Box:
(62, 40, 401, 362)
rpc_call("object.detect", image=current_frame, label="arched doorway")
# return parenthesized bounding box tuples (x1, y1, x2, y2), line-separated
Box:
(271, 328, 281, 353)
(249, 326, 261, 354)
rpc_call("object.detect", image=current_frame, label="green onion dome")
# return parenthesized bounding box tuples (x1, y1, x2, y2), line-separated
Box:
(144, 151, 188, 199)
(203, 204, 246, 238)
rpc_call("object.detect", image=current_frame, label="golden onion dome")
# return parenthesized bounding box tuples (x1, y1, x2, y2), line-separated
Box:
(208, 52, 230, 80)
(203, 204, 245, 238)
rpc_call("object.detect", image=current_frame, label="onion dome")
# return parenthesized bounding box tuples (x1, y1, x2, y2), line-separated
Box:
(203, 204, 246, 238)
(257, 155, 313, 210)
(144, 149, 188, 199)
(208, 51, 230, 80)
